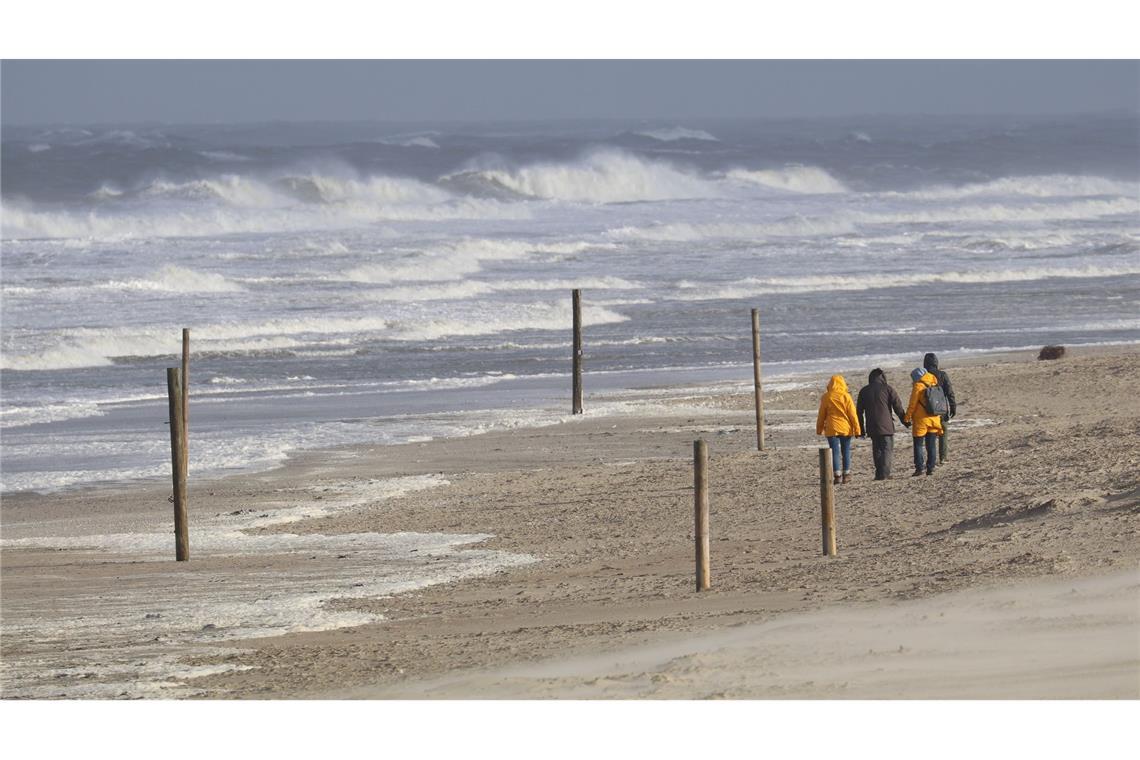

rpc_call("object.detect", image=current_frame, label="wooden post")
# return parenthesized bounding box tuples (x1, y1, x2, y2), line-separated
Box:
(572, 288, 583, 415)
(181, 328, 189, 457)
(819, 447, 837, 557)
(751, 308, 766, 451)
(694, 439, 710, 591)
(167, 368, 189, 561)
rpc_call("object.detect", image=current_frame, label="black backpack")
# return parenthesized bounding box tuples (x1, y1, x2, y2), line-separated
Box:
(922, 381, 949, 416)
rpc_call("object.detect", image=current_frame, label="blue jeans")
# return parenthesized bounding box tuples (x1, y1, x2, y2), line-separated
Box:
(827, 436, 852, 474)
(913, 433, 939, 473)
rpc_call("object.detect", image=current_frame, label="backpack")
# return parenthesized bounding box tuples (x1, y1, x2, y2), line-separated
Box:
(922, 381, 949, 416)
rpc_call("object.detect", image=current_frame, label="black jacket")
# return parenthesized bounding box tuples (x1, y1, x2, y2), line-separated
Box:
(923, 353, 957, 417)
(856, 372, 907, 437)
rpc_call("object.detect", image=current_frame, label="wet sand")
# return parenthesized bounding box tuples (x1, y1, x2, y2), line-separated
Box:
(2, 346, 1139, 698)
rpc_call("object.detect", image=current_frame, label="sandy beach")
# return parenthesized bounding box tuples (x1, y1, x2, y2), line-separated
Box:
(2, 346, 1138, 699)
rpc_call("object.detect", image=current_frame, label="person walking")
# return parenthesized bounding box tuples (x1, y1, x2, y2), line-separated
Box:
(816, 374, 861, 485)
(904, 366, 944, 476)
(856, 368, 909, 480)
(923, 353, 957, 463)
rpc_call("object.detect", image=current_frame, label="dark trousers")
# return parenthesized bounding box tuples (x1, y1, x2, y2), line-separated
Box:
(870, 434, 894, 479)
(939, 416, 949, 462)
(913, 433, 939, 474)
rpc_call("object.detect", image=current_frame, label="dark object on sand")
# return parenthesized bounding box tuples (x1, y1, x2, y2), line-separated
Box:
(1038, 345, 1066, 360)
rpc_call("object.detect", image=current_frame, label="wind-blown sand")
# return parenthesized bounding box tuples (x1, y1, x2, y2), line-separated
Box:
(2, 347, 1138, 699)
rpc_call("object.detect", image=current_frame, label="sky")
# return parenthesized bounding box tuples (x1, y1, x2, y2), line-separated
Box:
(2, 60, 1138, 126)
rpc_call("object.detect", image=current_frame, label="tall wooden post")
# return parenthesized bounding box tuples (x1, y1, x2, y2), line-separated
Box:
(572, 288, 583, 415)
(694, 439, 710, 591)
(819, 447, 837, 557)
(167, 368, 189, 561)
(751, 308, 766, 451)
(181, 328, 189, 457)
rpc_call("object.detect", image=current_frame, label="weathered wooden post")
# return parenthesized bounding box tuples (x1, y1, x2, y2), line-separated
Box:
(751, 308, 766, 451)
(694, 439, 711, 591)
(819, 447, 837, 557)
(181, 328, 189, 455)
(167, 367, 189, 561)
(572, 288, 583, 415)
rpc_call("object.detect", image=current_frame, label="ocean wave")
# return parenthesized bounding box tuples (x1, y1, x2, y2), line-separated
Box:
(632, 127, 720, 142)
(893, 175, 1140, 201)
(487, 276, 642, 292)
(605, 197, 1140, 242)
(358, 281, 496, 302)
(75, 129, 170, 149)
(441, 150, 718, 203)
(2, 265, 246, 298)
(207, 376, 249, 386)
(0, 401, 105, 429)
(109, 265, 246, 294)
(606, 216, 858, 242)
(0, 301, 630, 371)
(89, 183, 126, 200)
(382, 301, 629, 342)
(271, 174, 449, 205)
(672, 262, 1140, 300)
(198, 150, 253, 162)
(725, 166, 848, 194)
(131, 173, 451, 208)
(0, 192, 530, 240)
(376, 135, 440, 149)
(339, 238, 607, 285)
(871, 197, 1139, 225)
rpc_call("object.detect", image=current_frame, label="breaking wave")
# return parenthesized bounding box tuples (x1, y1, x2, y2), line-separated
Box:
(633, 127, 720, 142)
(107, 265, 246, 294)
(0, 302, 630, 371)
(376, 135, 440, 149)
(726, 166, 848, 194)
(1, 191, 529, 241)
(893, 175, 1140, 200)
(673, 262, 1140, 300)
(441, 150, 718, 203)
(339, 239, 612, 285)
(1, 266, 246, 298)
(606, 197, 1139, 242)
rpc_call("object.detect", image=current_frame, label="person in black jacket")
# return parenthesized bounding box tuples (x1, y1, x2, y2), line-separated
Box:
(923, 352, 957, 463)
(856, 368, 909, 480)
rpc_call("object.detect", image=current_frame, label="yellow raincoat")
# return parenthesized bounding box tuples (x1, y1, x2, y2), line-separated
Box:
(816, 375, 861, 437)
(905, 371, 945, 437)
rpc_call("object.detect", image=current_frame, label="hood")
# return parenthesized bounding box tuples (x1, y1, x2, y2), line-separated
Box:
(913, 370, 938, 386)
(923, 352, 940, 372)
(868, 368, 885, 384)
(826, 375, 848, 394)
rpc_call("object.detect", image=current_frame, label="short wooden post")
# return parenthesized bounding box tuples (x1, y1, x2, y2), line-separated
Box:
(751, 308, 766, 451)
(572, 288, 583, 415)
(167, 368, 189, 561)
(694, 439, 710, 591)
(181, 328, 189, 456)
(819, 447, 837, 557)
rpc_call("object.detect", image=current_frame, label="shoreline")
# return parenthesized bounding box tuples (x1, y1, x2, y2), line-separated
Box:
(2, 344, 1138, 698)
(5, 340, 1136, 500)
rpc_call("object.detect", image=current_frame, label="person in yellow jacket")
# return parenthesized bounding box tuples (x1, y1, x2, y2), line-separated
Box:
(904, 367, 945, 476)
(816, 374, 861, 484)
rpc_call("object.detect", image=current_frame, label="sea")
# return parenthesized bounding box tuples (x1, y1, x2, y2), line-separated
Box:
(2, 114, 1138, 494)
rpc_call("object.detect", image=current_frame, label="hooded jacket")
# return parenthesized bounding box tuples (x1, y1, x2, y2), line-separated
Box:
(923, 353, 957, 417)
(905, 371, 945, 437)
(857, 369, 907, 437)
(816, 375, 861, 437)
